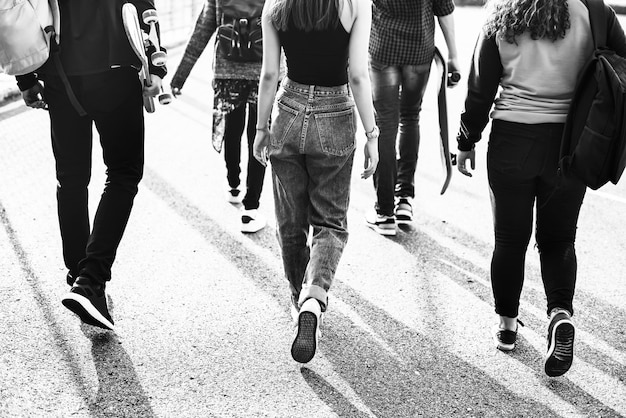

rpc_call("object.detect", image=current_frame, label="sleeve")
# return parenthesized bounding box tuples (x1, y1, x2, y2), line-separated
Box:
(132, 0, 167, 78)
(433, 0, 455, 17)
(15, 73, 38, 92)
(605, 3, 626, 57)
(170, 0, 218, 89)
(457, 30, 502, 151)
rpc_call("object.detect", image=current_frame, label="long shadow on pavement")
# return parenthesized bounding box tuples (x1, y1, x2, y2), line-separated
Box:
(142, 168, 623, 416)
(0, 201, 156, 416)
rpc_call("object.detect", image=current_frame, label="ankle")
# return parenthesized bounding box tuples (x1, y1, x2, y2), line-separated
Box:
(499, 315, 518, 331)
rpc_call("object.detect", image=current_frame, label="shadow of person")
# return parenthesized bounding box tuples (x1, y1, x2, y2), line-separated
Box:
(80, 296, 156, 418)
(300, 367, 371, 418)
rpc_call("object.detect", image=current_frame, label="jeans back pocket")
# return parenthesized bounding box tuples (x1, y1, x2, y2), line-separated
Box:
(314, 107, 356, 156)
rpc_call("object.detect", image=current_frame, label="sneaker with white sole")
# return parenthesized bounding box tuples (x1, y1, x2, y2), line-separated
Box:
(492, 319, 524, 352)
(291, 298, 321, 363)
(544, 309, 575, 377)
(61, 276, 114, 330)
(227, 188, 243, 204)
(395, 197, 413, 224)
(365, 211, 397, 236)
(241, 209, 266, 233)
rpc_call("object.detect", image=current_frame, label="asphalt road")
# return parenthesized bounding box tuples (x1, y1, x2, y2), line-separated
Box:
(1, 6, 625, 418)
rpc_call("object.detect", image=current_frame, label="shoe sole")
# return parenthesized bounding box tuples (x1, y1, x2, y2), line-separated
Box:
(291, 311, 318, 363)
(544, 319, 574, 377)
(62, 293, 114, 330)
(366, 222, 397, 236)
(241, 222, 266, 233)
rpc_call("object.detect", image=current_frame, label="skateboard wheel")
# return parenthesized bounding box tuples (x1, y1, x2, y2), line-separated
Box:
(142, 9, 158, 25)
(151, 51, 167, 66)
(158, 92, 173, 105)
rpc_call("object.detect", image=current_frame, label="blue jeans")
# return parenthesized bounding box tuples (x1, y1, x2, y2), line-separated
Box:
(488, 120, 587, 317)
(269, 78, 356, 311)
(369, 60, 431, 215)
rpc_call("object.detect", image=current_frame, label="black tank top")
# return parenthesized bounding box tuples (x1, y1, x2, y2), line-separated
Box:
(278, 21, 350, 87)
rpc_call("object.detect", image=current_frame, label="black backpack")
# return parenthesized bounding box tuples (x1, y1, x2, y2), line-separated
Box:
(559, 0, 626, 190)
(216, 0, 265, 62)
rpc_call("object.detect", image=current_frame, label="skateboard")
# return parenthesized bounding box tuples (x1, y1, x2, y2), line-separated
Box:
(433, 47, 457, 195)
(122, 4, 172, 113)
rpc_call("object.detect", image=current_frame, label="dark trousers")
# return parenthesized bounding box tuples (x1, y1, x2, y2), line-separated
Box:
(43, 68, 144, 284)
(487, 120, 586, 317)
(223, 103, 265, 210)
(369, 60, 431, 215)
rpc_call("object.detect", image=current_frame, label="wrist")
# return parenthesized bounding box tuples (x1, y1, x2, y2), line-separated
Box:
(365, 125, 379, 141)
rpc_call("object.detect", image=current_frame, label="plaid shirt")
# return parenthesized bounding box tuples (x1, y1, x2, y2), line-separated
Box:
(369, 0, 455, 66)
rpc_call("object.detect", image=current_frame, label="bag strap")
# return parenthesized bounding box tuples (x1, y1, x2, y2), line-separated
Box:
(585, 0, 608, 49)
(45, 26, 87, 117)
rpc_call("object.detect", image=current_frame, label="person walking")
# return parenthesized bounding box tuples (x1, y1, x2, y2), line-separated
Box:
(366, 0, 460, 236)
(456, 0, 626, 377)
(171, 0, 268, 233)
(16, 0, 166, 330)
(253, 0, 378, 363)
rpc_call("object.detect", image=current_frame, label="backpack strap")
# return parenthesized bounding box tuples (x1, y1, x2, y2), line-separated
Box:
(585, 0, 608, 49)
(46, 26, 87, 117)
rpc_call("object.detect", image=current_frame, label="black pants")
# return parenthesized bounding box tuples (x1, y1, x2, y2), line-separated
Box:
(223, 103, 265, 210)
(43, 68, 144, 284)
(487, 120, 586, 318)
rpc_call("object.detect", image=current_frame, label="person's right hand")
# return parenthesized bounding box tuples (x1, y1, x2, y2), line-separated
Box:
(171, 85, 182, 97)
(457, 149, 476, 177)
(362, 137, 378, 179)
(22, 81, 47, 110)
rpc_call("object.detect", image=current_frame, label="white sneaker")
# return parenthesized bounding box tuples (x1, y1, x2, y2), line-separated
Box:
(241, 209, 266, 233)
(291, 298, 321, 363)
(227, 188, 243, 204)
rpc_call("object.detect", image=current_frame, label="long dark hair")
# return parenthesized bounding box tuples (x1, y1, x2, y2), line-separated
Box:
(267, 0, 342, 31)
(484, 0, 570, 44)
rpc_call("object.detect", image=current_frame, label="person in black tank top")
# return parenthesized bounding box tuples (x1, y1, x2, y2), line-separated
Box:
(253, 0, 379, 363)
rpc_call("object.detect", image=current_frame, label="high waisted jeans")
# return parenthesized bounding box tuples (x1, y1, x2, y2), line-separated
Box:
(269, 78, 356, 311)
(369, 60, 431, 215)
(487, 120, 586, 318)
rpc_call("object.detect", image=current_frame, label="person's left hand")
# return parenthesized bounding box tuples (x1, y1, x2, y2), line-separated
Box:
(22, 81, 47, 110)
(253, 128, 270, 167)
(457, 149, 476, 177)
(362, 137, 378, 179)
(447, 59, 461, 88)
(143, 75, 162, 98)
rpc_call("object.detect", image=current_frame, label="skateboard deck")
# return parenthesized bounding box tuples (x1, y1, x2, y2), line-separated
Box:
(122, 3, 155, 113)
(433, 47, 454, 195)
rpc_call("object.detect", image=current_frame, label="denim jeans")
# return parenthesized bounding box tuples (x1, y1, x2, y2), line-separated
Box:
(487, 120, 587, 317)
(369, 60, 431, 215)
(223, 102, 266, 210)
(269, 78, 356, 311)
(43, 68, 144, 284)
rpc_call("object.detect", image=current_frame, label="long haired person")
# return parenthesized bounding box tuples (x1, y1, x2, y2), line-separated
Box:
(253, 0, 379, 363)
(456, 0, 626, 376)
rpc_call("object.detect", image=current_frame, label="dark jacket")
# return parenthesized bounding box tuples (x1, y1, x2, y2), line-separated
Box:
(16, 0, 166, 92)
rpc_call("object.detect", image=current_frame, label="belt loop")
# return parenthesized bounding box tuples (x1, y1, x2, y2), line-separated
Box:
(308, 85, 315, 100)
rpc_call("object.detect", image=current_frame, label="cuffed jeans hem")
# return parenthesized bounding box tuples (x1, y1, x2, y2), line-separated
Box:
(494, 306, 519, 319)
(298, 285, 328, 312)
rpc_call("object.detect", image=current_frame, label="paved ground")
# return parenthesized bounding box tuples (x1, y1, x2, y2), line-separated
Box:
(1, 6, 626, 418)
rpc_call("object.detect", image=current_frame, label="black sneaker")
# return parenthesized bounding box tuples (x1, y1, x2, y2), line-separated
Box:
(395, 197, 413, 224)
(492, 319, 524, 351)
(62, 276, 114, 330)
(365, 211, 397, 236)
(291, 298, 321, 363)
(544, 309, 575, 377)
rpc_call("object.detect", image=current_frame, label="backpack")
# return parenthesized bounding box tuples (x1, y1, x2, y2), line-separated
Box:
(0, 0, 60, 76)
(216, 0, 265, 63)
(558, 0, 626, 190)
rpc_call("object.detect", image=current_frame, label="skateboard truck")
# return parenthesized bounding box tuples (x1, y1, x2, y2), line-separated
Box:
(142, 9, 173, 106)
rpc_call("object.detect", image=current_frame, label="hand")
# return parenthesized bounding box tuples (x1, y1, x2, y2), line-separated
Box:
(362, 137, 378, 179)
(22, 82, 47, 110)
(447, 59, 461, 88)
(143, 75, 162, 98)
(253, 128, 270, 167)
(457, 149, 476, 177)
(171, 86, 182, 97)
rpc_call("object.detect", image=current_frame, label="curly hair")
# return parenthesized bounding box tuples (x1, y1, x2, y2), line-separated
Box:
(483, 0, 571, 44)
